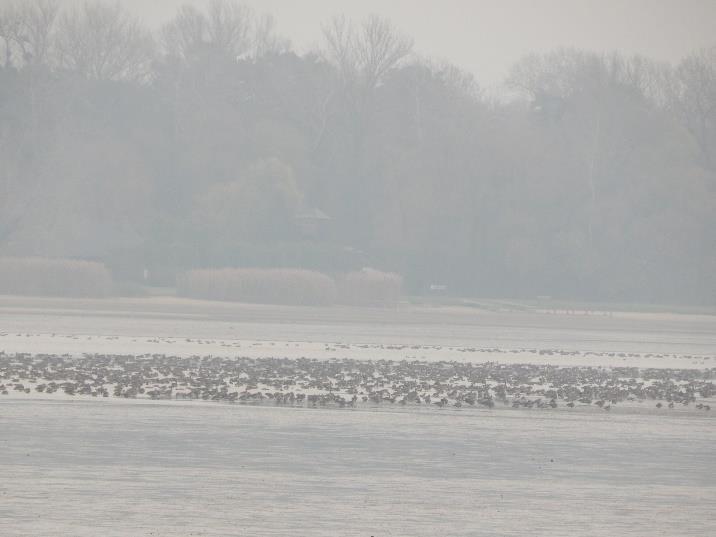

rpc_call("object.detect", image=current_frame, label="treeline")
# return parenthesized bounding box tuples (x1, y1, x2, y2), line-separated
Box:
(0, 0, 714, 304)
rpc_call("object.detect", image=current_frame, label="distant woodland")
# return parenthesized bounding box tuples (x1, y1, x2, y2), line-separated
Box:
(1, 0, 714, 304)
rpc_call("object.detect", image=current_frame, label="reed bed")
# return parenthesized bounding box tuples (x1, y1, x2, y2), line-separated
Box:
(0, 257, 113, 298)
(177, 268, 337, 306)
(337, 268, 403, 307)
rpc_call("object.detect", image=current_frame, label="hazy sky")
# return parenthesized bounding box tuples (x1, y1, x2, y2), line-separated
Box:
(69, 0, 716, 90)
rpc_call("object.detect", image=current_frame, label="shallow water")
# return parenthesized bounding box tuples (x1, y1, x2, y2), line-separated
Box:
(2, 298, 716, 354)
(1, 398, 714, 536)
(2, 310, 715, 368)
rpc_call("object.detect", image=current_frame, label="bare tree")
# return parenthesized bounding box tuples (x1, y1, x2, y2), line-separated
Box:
(508, 48, 673, 112)
(317, 14, 412, 147)
(322, 15, 358, 84)
(357, 15, 413, 90)
(55, 1, 154, 82)
(322, 14, 412, 91)
(161, 4, 206, 60)
(252, 13, 290, 59)
(162, 0, 253, 61)
(206, 0, 252, 57)
(616, 54, 672, 108)
(0, 1, 23, 68)
(18, 0, 59, 67)
(671, 46, 716, 170)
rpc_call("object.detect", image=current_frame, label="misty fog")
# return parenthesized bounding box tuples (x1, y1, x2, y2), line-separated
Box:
(1, 2, 715, 537)
(0, 0, 714, 304)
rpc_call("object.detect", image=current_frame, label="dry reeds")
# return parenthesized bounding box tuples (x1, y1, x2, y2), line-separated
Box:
(0, 257, 113, 298)
(178, 266, 404, 307)
(337, 268, 403, 307)
(177, 268, 337, 306)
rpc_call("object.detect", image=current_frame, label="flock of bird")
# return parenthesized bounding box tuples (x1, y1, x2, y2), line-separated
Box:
(1, 352, 713, 412)
(1, 331, 712, 369)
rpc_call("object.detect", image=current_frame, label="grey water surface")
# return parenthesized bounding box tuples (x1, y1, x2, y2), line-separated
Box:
(1, 399, 714, 536)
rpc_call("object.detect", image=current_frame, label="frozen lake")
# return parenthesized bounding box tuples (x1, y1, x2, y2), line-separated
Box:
(1, 297, 715, 535)
(1, 296, 715, 367)
(1, 398, 714, 537)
